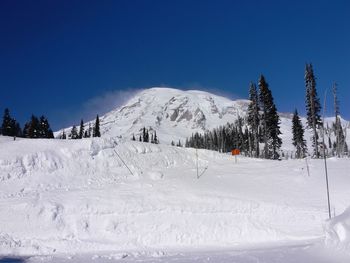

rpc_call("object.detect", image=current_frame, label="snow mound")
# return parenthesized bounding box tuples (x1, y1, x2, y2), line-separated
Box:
(325, 207, 350, 253)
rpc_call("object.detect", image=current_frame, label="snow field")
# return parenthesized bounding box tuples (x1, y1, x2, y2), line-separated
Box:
(0, 136, 350, 256)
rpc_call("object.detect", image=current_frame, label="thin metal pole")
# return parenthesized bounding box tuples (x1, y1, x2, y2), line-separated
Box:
(305, 157, 310, 177)
(196, 148, 199, 179)
(113, 149, 134, 177)
(322, 89, 331, 219)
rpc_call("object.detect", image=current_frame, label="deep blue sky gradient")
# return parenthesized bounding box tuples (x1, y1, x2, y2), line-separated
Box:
(1, 0, 349, 130)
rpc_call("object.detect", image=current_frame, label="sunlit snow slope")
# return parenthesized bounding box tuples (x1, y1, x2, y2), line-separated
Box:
(1, 135, 350, 256)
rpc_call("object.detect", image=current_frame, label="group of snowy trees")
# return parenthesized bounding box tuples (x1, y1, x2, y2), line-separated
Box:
(290, 64, 348, 159)
(58, 115, 101, 139)
(185, 117, 251, 154)
(301, 64, 347, 158)
(185, 65, 348, 159)
(186, 75, 282, 159)
(132, 127, 159, 144)
(0, 108, 54, 139)
(247, 75, 282, 159)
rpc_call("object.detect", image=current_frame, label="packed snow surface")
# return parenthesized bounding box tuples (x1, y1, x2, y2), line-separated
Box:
(1, 135, 350, 260)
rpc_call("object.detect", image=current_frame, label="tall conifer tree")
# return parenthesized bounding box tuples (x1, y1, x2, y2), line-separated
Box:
(27, 115, 40, 138)
(258, 75, 282, 159)
(70, 125, 78, 139)
(247, 82, 260, 157)
(79, 119, 84, 139)
(305, 63, 322, 158)
(332, 83, 345, 157)
(292, 109, 307, 158)
(93, 115, 101, 137)
(1, 108, 13, 136)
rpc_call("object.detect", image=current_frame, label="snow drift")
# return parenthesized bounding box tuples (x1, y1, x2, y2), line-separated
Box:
(325, 206, 350, 253)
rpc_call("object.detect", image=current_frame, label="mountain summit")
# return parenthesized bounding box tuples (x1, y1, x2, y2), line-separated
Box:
(97, 87, 250, 143)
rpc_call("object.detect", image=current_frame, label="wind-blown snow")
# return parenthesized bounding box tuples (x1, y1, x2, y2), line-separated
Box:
(1, 135, 350, 257)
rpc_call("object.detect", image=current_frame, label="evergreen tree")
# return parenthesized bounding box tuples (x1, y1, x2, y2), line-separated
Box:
(23, 122, 30, 138)
(344, 142, 349, 156)
(79, 119, 84, 139)
(142, 127, 146, 142)
(177, 140, 182, 147)
(132, 134, 136, 141)
(39, 116, 54, 138)
(38, 116, 50, 138)
(1, 108, 13, 136)
(93, 115, 101, 137)
(305, 63, 322, 158)
(139, 135, 142, 142)
(60, 129, 67, 139)
(171, 140, 175, 146)
(27, 115, 40, 138)
(8, 118, 21, 138)
(70, 125, 78, 139)
(258, 75, 282, 159)
(145, 129, 149, 142)
(14, 121, 22, 137)
(247, 82, 260, 157)
(332, 83, 345, 157)
(292, 109, 307, 158)
(84, 123, 92, 138)
(154, 131, 158, 144)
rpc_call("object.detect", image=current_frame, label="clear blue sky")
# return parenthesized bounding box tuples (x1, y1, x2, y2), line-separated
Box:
(1, 0, 349, 130)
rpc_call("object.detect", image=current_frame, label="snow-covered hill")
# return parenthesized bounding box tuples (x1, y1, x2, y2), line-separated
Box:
(57, 87, 350, 153)
(1, 135, 350, 260)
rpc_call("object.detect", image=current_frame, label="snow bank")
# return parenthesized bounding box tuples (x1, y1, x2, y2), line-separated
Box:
(1, 136, 350, 256)
(325, 207, 350, 253)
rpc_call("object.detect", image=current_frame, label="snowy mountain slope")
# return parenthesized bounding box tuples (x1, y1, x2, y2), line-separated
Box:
(57, 87, 250, 143)
(1, 135, 350, 257)
(98, 87, 252, 144)
(57, 87, 350, 153)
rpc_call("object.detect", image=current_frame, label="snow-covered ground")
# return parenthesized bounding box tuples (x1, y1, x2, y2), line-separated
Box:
(0, 135, 350, 262)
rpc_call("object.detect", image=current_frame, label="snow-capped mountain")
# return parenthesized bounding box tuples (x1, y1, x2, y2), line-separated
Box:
(58, 87, 349, 152)
(86, 87, 250, 143)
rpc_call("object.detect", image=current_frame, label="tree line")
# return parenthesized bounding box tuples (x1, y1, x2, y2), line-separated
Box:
(0, 108, 102, 140)
(185, 64, 348, 159)
(58, 115, 101, 139)
(132, 127, 159, 144)
(186, 74, 282, 159)
(0, 108, 54, 139)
